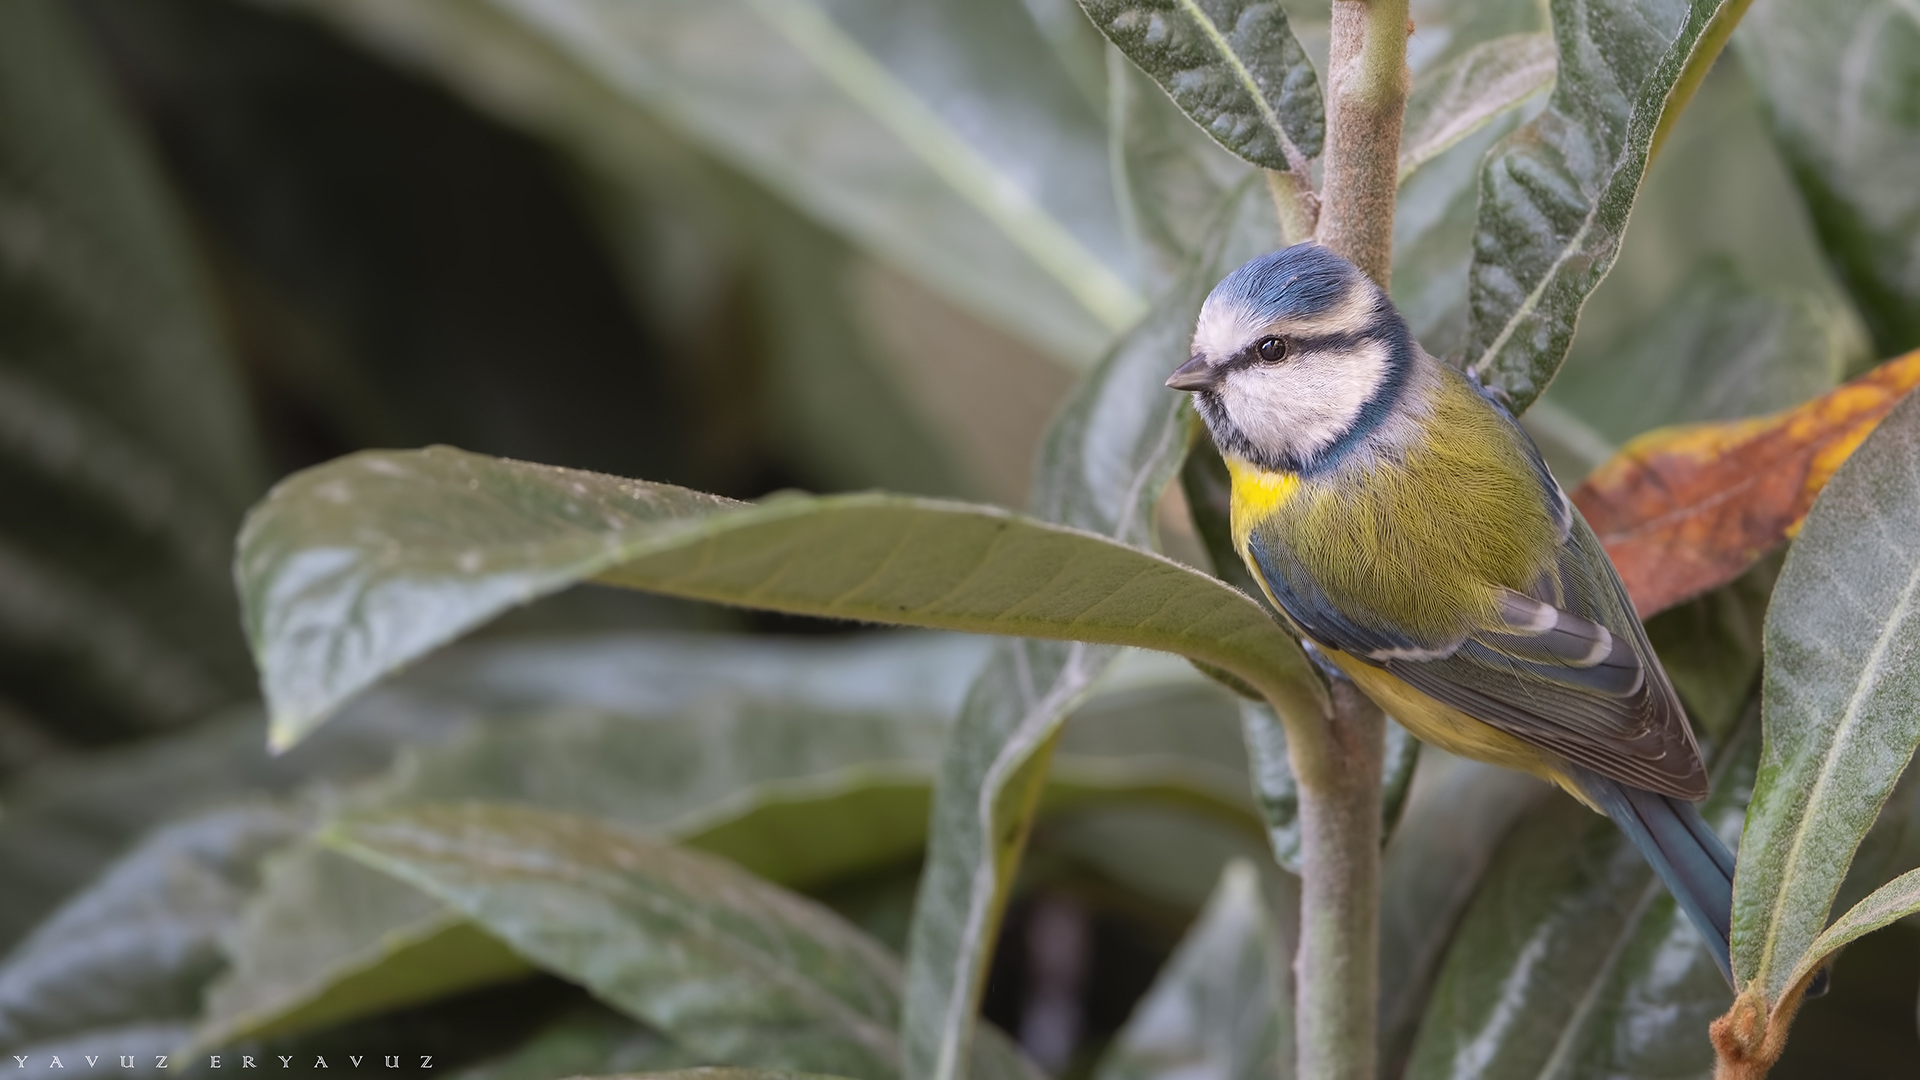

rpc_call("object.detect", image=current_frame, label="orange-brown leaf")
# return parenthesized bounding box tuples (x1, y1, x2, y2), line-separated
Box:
(1573, 349, 1920, 618)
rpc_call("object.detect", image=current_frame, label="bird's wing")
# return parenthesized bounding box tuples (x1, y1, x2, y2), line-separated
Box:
(1246, 513, 1708, 800)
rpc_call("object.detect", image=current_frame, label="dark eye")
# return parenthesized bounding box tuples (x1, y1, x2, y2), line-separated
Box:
(1256, 336, 1288, 363)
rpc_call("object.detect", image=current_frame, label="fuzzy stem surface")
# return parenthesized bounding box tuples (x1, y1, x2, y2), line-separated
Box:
(1315, 0, 1411, 287)
(1269, 677, 1384, 1080)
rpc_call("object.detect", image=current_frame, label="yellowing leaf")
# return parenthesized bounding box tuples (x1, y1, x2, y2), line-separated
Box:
(1572, 349, 1920, 617)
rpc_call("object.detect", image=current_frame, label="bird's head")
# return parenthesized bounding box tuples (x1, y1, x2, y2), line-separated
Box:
(1167, 243, 1414, 474)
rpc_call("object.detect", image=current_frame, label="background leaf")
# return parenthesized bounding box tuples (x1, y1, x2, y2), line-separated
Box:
(1465, 0, 1745, 412)
(1093, 860, 1291, 1080)
(0, 0, 264, 746)
(1401, 716, 1757, 1080)
(1374, 752, 1549, 1076)
(1576, 348, 1920, 620)
(274, 0, 1137, 367)
(0, 805, 300, 1054)
(1077, 0, 1323, 171)
(1573, 349, 1920, 617)
(1397, 32, 1555, 183)
(325, 804, 1042, 1080)
(1737, 0, 1920, 358)
(202, 636, 1259, 1045)
(1734, 389, 1920, 1002)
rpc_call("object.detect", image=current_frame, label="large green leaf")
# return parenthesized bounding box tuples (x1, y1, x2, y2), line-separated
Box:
(0, 805, 299, 1054)
(1093, 860, 1291, 1080)
(0, 700, 436, 954)
(1374, 752, 1549, 1076)
(238, 448, 1311, 751)
(1401, 716, 1757, 1080)
(1734, 390, 1920, 1003)
(1076, 0, 1324, 171)
(202, 640, 1259, 1046)
(1464, 0, 1750, 412)
(898, 181, 1315, 1080)
(279, 0, 1137, 366)
(324, 804, 1042, 1080)
(1738, 0, 1920, 357)
(0, 0, 264, 742)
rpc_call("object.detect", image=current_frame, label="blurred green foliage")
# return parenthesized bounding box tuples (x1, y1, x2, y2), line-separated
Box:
(2, 0, 1918, 1078)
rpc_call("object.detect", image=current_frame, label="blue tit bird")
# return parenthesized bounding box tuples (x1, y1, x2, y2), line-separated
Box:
(1167, 242, 1738, 981)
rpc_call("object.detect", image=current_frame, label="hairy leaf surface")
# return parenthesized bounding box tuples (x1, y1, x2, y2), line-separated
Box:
(1465, 0, 1748, 412)
(1077, 0, 1324, 170)
(1734, 390, 1920, 1002)
(1403, 719, 1757, 1079)
(326, 804, 1041, 1080)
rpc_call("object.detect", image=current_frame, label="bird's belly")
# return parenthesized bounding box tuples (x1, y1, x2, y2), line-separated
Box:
(1324, 650, 1599, 810)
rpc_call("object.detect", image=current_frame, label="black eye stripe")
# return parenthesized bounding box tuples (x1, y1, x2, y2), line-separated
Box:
(1225, 329, 1378, 369)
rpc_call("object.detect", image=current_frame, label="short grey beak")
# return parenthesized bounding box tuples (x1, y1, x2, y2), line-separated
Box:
(1165, 356, 1218, 392)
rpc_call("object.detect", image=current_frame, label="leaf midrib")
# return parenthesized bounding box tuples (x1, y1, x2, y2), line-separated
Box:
(1753, 551, 1920, 993)
(340, 827, 905, 1063)
(1172, 0, 1307, 173)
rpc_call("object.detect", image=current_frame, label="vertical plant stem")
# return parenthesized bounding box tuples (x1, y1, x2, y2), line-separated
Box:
(1265, 170, 1318, 247)
(1278, 677, 1385, 1080)
(1315, 0, 1412, 287)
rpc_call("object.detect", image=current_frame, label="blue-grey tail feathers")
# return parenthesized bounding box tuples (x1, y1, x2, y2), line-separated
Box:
(1578, 772, 1736, 986)
(1578, 773, 1831, 998)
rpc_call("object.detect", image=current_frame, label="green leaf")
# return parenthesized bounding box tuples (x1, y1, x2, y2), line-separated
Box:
(1791, 868, 1920, 995)
(1389, 112, 1524, 364)
(898, 180, 1316, 1080)
(1734, 390, 1920, 1003)
(0, 0, 265, 740)
(203, 638, 1258, 1046)
(239, 450, 1309, 751)
(1374, 753, 1549, 1076)
(1077, 0, 1324, 171)
(0, 805, 299, 1053)
(1541, 262, 1852, 448)
(1107, 49, 1258, 285)
(1397, 33, 1556, 183)
(200, 636, 977, 1046)
(1465, 0, 1751, 412)
(1738, 0, 1920, 357)
(282, 0, 1137, 366)
(198, 846, 536, 1047)
(0, 702, 426, 953)
(1093, 860, 1291, 1080)
(450, 1001, 696, 1080)
(1401, 717, 1758, 1080)
(324, 804, 1040, 1080)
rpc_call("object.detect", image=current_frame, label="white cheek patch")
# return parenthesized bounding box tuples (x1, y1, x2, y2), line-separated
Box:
(1218, 338, 1392, 462)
